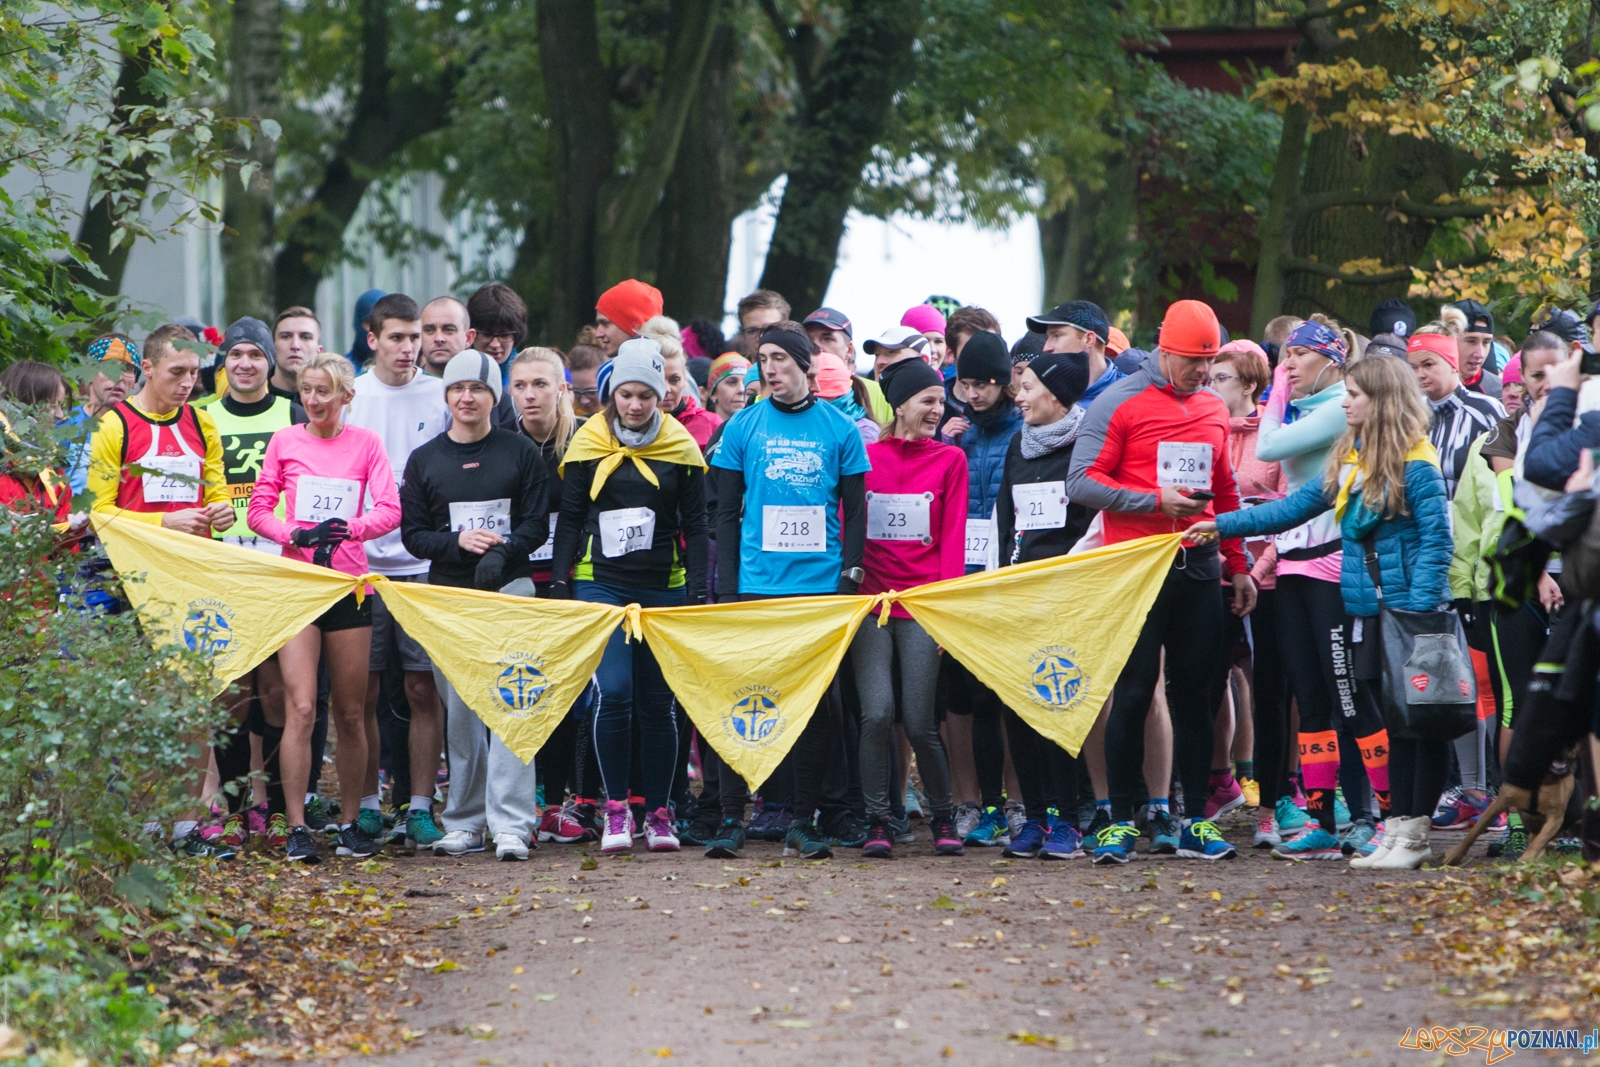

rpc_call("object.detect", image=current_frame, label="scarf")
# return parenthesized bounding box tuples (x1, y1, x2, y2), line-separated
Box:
(1332, 439, 1439, 522)
(561, 409, 705, 499)
(1018, 406, 1086, 459)
(614, 410, 661, 449)
(827, 392, 867, 424)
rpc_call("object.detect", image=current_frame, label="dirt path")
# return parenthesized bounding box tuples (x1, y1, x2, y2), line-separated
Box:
(331, 816, 1550, 1067)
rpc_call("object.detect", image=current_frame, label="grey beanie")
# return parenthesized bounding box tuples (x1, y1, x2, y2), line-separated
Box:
(220, 316, 276, 374)
(442, 349, 503, 403)
(610, 337, 667, 398)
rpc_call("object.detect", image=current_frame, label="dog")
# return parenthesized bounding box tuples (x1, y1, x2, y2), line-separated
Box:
(1441, 751, 1576, 867)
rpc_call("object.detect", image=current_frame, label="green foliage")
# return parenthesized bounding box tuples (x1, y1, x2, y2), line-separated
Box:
(0, 410, 229, 1061)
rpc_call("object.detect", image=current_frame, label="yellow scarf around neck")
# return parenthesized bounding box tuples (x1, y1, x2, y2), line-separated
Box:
(1333, 439, 1439, 521)
(560, 412, 706, 499)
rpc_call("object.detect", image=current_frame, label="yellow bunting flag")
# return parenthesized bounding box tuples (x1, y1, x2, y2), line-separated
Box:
(92, 513, 357, 696)
(893, 533, 1183, 757)
(641, 596, 876, 791)
(370, 577, 624, 763)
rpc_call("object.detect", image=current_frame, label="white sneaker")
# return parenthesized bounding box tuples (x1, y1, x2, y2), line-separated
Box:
(494, 832, 529, 861)
(1252, 815, 1280, 848)
(600, 799, 634, 853)
(643, 807, 680, 852)
(432, 829, 485, 856)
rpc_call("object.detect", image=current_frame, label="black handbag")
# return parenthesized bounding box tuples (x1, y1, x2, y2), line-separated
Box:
(1361, 536, 1477, 742)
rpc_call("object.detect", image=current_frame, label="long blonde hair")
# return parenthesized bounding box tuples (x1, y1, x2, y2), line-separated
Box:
(510, 347, 578, 454)
(1322, 355, 1430, 518)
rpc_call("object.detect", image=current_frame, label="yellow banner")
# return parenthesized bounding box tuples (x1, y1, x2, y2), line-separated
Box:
(640, 596, 875, 791)
(92, 513, 357, 696)
(371, 577, 625, 764)
(894, 534, 1183, 757)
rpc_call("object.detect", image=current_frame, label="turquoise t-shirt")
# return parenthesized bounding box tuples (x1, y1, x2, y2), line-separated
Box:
(712, 399, 871, 595)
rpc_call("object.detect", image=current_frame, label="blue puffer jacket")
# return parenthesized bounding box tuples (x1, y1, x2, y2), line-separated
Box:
(959, 403, 1022, 521)
(1216, 456, 1451, 616)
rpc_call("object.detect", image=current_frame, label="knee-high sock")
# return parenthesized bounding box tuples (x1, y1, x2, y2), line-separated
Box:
(1356, 729, 1392, 816)
(1299, 730, 1340, 832)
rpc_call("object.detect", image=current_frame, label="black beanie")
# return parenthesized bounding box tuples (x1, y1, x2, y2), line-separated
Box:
(221, 316, 276, 375)
(759, 326, 812, 371)
(957, 331, 1010, 384)
(1026, 351, 1090, 409)
(1010, 331, 1046, 366)
(879, 356, 944, 411)
(1369, 298, 1415, 341)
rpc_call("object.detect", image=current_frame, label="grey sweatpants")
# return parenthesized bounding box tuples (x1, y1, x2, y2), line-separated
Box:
(849, 615, 952, 820)
(433, 578, 540, 840)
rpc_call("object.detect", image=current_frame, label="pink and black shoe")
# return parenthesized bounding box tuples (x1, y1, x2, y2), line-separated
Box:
(861, 815, 894, 859)
(930, 813, 965, 856)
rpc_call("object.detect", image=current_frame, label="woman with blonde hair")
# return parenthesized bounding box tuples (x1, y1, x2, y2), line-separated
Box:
(1190, 355, 1453, 869)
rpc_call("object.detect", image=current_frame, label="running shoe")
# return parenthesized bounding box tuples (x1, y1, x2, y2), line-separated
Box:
(904, 784, 925, 819)
(1148, 810, 1181, 855)
(681, 806, 721, 848)
(747, 802, 793, 842)
(355, 807, 385, 842)
(248, 803, 269, 839)
(953, 802, 982, 842)
(862, 815, 894, 859)
(1003, 820, 1048, 859)
(335, 824, 382, 858)
(963, 806, 1011, 847)
(1205, 773, 1245, 820)
(1271, 825, 1343, 861)
(199, 815, 224, 845)
(645, 807, 681, 852)
(1092, 822, 1140, 865)
(304, 795, 336, 833)
(1004, 800, 1027, 841)
(538, 801, 590, 843)
(1498, 824, 1529, 862)
(1176, 820, 1237, 861)
(571, 799, 601, 841)
(822, 812, 868, 848)
(284, 825, 321, 864)
(265, 812, 290, 849)
(600, 799, 634, 853)
(783, 819, 833, 860)
(219, 811, 248, 851)
(1333, 789, 1353, 831)
(704, 819, 746, 859)
(930, 813, 965, 856)
(494, 832, 530, 861)
(1253, 815, 1280, 849)
(888, 812, 915, 845)
(1430, 788, 1489, 831)
(1274, 795, 1309, 834)
(1040, 821, 1084, 860)
(173, 827, 235, 860)
(433, 829, 486, 856)
(1084, 807, 1113, 843)
(630, 796, 647, 840)
(1239, 777, 1260, 809)
(405, 808, 444, 850)
(1341, 820, 1379, 858)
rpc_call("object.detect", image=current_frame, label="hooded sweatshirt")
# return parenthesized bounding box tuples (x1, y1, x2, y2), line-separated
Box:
(859, 435, 968, 618)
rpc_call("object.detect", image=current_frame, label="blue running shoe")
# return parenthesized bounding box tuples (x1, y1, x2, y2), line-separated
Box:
(963, 806, 1010, 847)
(1333, 789, 1353, 831)
(1270, 825, 1343, 861)
(1092, 822, 1139, 865)
(1274, 795, 1309, 834)
(1003, 819, 1048, 858)
(704, 819, 746, 859)
(747, 802, 793, 841)
(1148, 810, 1181, 855)
(783, 819, 833, 860)
(1340, 820, 1379, 858)
(1176, 820, 1237, 861)
(1040, 821, 1084, 860)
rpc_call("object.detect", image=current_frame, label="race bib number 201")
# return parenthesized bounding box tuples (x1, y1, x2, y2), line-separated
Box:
(599, 507, 656, 558)
(762, 505, 826, 552)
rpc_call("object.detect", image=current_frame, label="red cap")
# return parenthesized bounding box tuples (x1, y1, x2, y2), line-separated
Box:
(596, 279, 664, 337)
(1157, 300, 1221, 357)
(1407, 332, 1458, 370)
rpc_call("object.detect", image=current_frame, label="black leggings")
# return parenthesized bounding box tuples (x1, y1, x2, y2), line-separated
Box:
(1275, 576, 1386, 737)
(940, 656, 1006, 810)
(1107, 569, 1228, 822)
(1388, 733, 1451, 818)
(1246, 588, 1292, 806)
(1001, 705, 1079, 824)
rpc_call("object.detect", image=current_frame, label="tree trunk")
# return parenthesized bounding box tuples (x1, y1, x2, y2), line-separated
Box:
(1037, 200, 1081, 309)
(655, 22, 740, 321)
(272, 0, 454, 310)
(1248, 102, 1308, 337)
(1036, 159, 1136, 316)
(757, 0, 922, 312)
(222, 0, 282, 322)
(72, 47, 158, 298)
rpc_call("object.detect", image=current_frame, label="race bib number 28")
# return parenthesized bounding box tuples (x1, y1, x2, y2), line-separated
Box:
(762, 505, 826, 552)
(1157, 441, 1212, 490)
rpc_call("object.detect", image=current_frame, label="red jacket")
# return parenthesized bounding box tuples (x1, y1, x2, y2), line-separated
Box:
(1064, 353, 1246, 579)
(0, 471, 72, 524)
(674, 394, 722, 450)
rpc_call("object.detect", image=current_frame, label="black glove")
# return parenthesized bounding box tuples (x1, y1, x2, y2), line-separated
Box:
(292, 518, 350, 549)
(474, 546, 509, 591)
(836, 576, 859, 596)
(548, 580, 572, 600)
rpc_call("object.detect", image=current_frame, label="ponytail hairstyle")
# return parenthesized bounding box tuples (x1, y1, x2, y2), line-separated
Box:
(1322, 354, 1430, 518)
(510, 346, 578, 455)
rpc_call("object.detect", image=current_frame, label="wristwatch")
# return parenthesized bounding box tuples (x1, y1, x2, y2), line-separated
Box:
(840, 567, 865, 585)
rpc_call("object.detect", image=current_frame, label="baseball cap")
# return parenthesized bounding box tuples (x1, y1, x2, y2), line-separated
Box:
(1451, 299, 1494, 336)
(1026, 300, 1111, 344)
(803, 307, 853, 339)
(862, 325, 929, 355)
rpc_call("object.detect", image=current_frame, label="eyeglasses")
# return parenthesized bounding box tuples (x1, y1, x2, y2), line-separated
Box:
(1209, 373, 1240, 385)
(481, 332, 517, 344)
(572, 388, 600, 400)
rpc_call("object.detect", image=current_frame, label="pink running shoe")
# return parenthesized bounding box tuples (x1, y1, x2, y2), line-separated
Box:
(600, 799, 634, 853)
(644, 808, 680, 852)
(1205, 772, 1244, 820)
(538, 801, 588, 843)
(248, 803, 269, 838)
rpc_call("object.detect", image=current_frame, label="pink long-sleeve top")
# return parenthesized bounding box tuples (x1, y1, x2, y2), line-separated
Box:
(860, 435, 969, 619)
(247, 423, 402, 578)
(1228, 411, 1287, 590)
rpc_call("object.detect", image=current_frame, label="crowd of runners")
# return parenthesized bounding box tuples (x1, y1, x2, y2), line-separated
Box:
(3, 277, 1598, 870)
